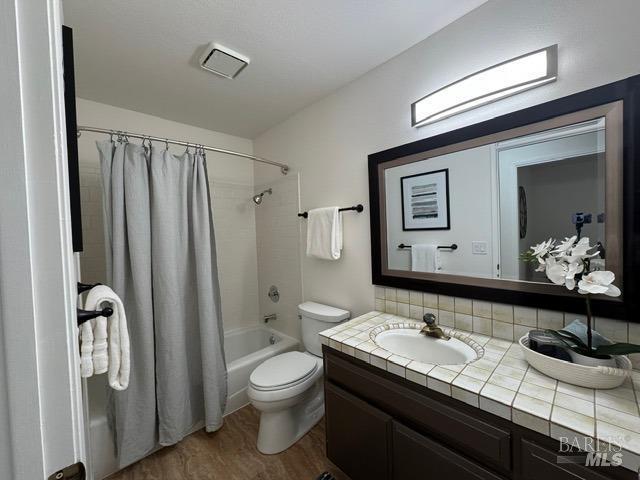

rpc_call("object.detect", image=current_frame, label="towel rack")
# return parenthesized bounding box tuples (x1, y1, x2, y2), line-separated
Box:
(77, 306, 114, 326)
(298, 204, 364, 218)
(398, 243, 458, 250)
(77, 281, 99, 294)
(77, 282, 113, 326)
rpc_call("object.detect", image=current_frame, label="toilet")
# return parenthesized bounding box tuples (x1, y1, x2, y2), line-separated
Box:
(247, 301, 350, 454)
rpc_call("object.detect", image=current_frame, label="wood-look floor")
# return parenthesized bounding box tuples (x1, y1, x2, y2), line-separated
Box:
(106, 405, 348, 480)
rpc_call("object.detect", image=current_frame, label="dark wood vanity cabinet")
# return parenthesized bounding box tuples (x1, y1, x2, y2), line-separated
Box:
(391, 422, 504, 480)
(325, 382, 392, 480)
(323, 346, 635, 480)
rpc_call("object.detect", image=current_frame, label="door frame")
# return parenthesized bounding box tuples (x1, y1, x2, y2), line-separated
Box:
(0, 0, 86, 478)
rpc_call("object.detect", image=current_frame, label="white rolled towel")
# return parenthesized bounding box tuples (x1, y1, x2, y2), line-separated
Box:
(79, 300, 94, 378)
(84, 285, 130, 390)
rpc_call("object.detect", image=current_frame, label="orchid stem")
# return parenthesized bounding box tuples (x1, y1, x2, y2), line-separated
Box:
(585, 294, 593, 351)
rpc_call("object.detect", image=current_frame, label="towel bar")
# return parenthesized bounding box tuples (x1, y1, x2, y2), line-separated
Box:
(76, 282, 113, 326)
(298, 204, 364, 218)
(77, 281, 100, 294)
(398, 243, 458, 250)
(77, 307, 113, 326)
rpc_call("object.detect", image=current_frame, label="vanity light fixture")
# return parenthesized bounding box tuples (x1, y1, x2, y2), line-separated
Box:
(412, 45, 558, 127)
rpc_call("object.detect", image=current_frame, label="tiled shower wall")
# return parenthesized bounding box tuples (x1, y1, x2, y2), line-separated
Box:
(78, 160, 260, 331)
(210, 181, 260, 331)
(255, 174, 302, 340)
(374, 286, 640, 368)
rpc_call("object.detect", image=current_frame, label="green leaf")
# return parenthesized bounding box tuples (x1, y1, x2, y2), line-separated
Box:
(594, 343, 640, 356)
(553, 330, 589, 350)
(544, 330, 589, 356)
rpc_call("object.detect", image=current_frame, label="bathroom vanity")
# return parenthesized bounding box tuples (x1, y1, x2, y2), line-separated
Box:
(319, 310, 640, 479)
(348, 75, 640, 479)
(323, 344, 634, 480)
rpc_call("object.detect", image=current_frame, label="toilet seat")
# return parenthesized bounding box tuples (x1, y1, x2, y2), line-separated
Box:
(249, 351, 318, 391)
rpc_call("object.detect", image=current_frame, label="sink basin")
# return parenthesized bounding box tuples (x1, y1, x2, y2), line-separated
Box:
(373, 328, 479, 365)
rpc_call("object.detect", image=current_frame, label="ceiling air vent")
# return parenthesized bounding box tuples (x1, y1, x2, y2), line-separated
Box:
(199, 43, 249, 79)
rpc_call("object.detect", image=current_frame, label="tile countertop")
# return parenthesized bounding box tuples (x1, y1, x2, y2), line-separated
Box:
(319, 311, 640, 473)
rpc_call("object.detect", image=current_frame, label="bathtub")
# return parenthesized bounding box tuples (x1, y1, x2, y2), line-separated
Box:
(224, 325, 299, 414)
(86, 325, 298, 479)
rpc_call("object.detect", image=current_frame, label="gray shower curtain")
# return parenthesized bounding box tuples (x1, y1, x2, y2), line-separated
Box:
(97, 140, 227, 468)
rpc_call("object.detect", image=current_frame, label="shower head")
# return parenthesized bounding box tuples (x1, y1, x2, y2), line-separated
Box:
(252, 188, 272, 205)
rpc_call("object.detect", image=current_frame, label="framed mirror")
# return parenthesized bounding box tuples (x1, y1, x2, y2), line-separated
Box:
(369, 75, 640, 320)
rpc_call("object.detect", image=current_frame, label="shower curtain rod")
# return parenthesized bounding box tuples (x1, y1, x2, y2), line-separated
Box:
(76, 125, 290, 175)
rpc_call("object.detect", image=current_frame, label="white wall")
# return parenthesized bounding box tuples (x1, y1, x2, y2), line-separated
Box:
(1, 0, 86, 476)
(254, 0, 640, 319)
(385, 145, 494, 278)
(76, 98, 259, 332)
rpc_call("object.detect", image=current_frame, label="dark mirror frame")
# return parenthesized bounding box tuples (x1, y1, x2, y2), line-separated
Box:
(369, 75, 640, 321)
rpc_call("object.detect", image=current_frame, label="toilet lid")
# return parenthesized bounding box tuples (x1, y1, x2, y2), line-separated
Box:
(250, 351, 318, 391)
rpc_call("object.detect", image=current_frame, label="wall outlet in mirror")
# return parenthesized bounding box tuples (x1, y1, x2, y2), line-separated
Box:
(472, 241, 488, 255)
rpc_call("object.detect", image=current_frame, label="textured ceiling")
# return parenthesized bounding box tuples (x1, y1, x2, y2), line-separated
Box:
(63, 0, 486, 138)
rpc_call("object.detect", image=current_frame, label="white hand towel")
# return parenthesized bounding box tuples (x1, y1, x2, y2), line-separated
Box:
(411, 244, 440, 273)
(79, 298, 94, 377)
(84, 285, 130, 390)
(306, 207, 343, 260)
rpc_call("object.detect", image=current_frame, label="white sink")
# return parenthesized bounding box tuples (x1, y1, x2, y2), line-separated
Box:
(373, 328, 478, 365)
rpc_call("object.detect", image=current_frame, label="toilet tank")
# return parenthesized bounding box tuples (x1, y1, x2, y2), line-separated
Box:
(298, 302, 350, 357)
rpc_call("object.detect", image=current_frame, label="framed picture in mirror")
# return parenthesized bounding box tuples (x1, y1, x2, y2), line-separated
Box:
(400, 168, 450, 231)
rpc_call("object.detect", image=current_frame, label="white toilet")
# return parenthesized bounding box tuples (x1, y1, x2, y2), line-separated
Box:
(247, 301, 350, 454)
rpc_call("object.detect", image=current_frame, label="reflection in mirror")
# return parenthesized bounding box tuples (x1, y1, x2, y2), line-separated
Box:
(498, 119, 605, 281)
(385, 118, 607, 284)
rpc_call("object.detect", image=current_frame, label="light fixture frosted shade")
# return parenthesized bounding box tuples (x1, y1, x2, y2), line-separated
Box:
(412, 45, 558, 127)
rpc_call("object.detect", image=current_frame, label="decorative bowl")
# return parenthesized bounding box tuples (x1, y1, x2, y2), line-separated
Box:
(519, 334, 631, 389)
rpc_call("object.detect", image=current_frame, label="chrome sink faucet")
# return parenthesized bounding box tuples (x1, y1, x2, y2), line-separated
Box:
(420, 313, 450, 340)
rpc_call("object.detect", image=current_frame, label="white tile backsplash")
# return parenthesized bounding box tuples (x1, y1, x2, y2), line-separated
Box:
(492, 303, 514, 323)
(373, 286, 633, 347)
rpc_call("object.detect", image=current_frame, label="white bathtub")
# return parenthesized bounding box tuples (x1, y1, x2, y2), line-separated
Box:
(86, 325, 299, 479)
(224, 325, 299, 414)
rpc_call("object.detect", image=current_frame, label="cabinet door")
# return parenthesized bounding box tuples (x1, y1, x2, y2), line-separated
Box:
(325, 382, 392, 480)
(520, 439, 632, 480)
(392, 421, 504, 480)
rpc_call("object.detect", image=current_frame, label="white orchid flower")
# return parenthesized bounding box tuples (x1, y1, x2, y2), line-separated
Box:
(544, 257, 584, 290)
(564, 261, 584, 290)
(531, 238, 554, 258)
(570, 237, 598, 258)
(578, 271, 621, 297)
(534, 256, 547, 272)
(552, 236, 577, 255)
(545, 259, 567, 286)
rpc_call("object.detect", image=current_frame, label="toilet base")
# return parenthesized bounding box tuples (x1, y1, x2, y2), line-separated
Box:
(255, 381, 324, 454)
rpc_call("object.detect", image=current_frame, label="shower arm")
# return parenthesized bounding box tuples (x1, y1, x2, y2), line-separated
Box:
(77, 125, 290, 175)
